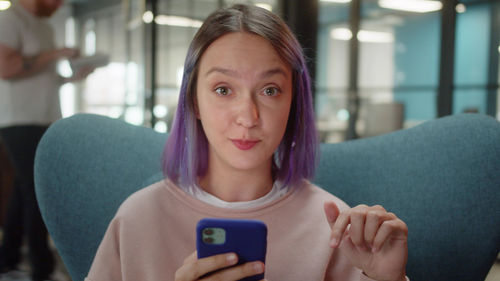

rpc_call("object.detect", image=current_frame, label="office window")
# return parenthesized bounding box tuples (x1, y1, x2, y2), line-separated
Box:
(69, 3, 147, 125)
(155, 0, 218, 132)
(316, 0, 441, 142)
(124, 0, 147, 126)
(360, 0, 441, 132)
(454, 2, 491, 115)
(316, 0, 350, 143)
(69, 0, 278, 130)
(77, 9, 132, 122)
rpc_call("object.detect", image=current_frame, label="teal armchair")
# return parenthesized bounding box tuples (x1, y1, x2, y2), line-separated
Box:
(34, 113, 500, 281)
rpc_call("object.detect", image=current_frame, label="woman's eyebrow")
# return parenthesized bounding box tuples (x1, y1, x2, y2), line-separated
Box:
(205, 67, 238, 77)
(204, 67, 288, 79)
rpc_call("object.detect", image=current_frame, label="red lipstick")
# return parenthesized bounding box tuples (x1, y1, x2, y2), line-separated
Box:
(232, 139, 260, 150)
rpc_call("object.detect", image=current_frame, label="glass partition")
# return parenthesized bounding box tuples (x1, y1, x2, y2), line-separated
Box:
(316, 0, 441, 142)
(454, 2, 492, 115)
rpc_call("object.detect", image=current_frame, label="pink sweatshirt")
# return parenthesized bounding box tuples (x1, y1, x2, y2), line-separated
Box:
(85, 179, 378, 281)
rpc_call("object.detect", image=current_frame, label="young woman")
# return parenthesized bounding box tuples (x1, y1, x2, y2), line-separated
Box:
(86, 4, 408, 281)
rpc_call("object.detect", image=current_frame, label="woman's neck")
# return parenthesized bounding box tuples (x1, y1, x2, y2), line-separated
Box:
(199, 162, 274, 202)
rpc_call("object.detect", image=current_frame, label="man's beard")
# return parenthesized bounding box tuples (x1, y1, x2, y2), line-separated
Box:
(35, 0, 58, 17)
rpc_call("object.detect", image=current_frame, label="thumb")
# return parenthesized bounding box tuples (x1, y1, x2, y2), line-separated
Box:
(324, 201, 340, 228)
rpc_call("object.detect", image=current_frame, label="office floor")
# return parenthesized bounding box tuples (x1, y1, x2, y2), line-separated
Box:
(0, 237, 71, 281)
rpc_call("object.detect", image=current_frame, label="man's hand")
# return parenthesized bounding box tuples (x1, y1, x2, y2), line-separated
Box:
(54, 47, 79, 60)
(63, 65, 95, 83)
(0, 44, 79, 80)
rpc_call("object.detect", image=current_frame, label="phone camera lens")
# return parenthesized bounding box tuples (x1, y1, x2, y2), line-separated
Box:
(201, 227, 225, 245)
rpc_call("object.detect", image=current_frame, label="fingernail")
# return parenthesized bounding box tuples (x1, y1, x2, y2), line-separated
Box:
(253, 262, 264, 273)
(227, 253, 237, 264)
(330, 238, 338, 248)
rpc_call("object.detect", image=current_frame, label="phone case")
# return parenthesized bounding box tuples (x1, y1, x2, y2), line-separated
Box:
(196, 218, 267, 281)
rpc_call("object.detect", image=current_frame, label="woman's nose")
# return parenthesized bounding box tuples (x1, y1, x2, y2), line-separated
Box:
(236, 97, 259, 128)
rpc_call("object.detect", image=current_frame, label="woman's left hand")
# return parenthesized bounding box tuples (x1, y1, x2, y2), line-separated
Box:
(324, 202, 408, 281)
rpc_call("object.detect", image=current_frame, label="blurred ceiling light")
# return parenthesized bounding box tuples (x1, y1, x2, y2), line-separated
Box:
(155, 15, 202, 28)
(330, 27, 394, 43)
(331, 28, 353, 41)
(378, 0, 442, 13)
(455, 3, 466, 13)
(0, 0, 11, 10)
(255, 3, 272, 11)
(142, 11, 154, 24)
(153, 104, 168, 119)
(337, 109, 350, 121)
(154, 121, 168, 133)
(359, 30, 394, 43)
(321, 0, 351, 3)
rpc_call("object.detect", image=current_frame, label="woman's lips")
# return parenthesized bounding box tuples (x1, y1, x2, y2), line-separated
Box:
(231, 139, 260, 150)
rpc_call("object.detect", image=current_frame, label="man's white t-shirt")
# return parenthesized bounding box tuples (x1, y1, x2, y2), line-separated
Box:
(0, 2, 62, 127)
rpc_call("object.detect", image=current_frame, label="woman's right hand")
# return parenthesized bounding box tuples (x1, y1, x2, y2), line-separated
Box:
(175, 251, 265, 281)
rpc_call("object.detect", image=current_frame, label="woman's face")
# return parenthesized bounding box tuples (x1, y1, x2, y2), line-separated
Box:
(196, 32, 293, 174)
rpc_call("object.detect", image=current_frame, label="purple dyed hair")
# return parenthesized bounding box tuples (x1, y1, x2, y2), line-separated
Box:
(163, 4, 318, 188)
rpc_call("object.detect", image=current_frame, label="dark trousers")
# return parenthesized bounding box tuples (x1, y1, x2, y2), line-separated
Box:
(0, 125, 54, 281)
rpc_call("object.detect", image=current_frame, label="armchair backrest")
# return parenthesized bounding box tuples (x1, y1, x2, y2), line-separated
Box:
(315, 113, 500, 281)
(34, 113, 500, 281)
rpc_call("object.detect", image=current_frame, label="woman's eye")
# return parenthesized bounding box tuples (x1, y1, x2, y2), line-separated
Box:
(215, 87, 231, 96)
(263, 87, 279, 96)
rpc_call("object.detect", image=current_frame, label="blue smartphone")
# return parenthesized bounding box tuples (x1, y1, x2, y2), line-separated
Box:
(196, 218, 267, 281)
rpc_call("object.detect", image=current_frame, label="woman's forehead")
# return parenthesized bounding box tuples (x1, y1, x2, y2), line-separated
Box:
(198, 32, 292, 79)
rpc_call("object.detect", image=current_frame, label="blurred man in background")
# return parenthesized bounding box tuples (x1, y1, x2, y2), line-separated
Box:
(0, 0, 92, 280)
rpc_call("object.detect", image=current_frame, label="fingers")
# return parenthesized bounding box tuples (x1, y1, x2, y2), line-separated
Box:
(372, 217, 408, 252)
(182, 251, 198, 265)
(329, 210, 350, 248)
(76, 66, 95, 79)
(68, 48, 79, 58)
(323, 201, 340, 228)
(364, 208, 391, 246)
(73, 48, 80, 57)
(57, 47, 79, 59)
(175, 251, 265, 281)
(199, 260, 264, 281)
(329, 204, 407, 252)
(349, 208, 366, 249)
(175, 252, 238, 281)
